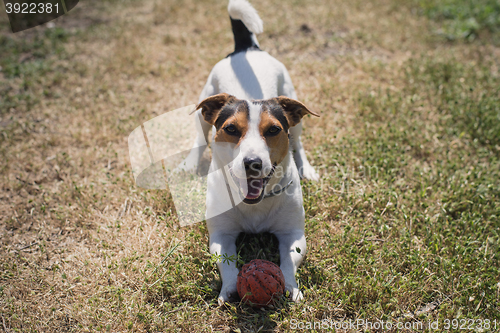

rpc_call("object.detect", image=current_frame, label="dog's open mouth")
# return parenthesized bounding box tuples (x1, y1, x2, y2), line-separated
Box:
(230, 165, 275, 204)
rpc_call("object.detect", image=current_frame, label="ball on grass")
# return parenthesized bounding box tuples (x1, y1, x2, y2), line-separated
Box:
(237, 259, 285, 306)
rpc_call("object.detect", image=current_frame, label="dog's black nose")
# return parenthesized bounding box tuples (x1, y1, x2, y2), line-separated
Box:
(244, 157, 262, 171)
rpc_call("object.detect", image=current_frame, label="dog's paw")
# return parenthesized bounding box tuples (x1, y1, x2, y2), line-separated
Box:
(217, 285, 239, 306)
(285, 284, 304, 302)
(299, 164, 319, 181)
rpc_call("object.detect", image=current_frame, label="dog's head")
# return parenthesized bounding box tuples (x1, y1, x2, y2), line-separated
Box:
(197, 93, 319, 204)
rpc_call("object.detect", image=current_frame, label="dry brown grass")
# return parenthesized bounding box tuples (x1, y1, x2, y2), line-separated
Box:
(1, 0, 499, 331)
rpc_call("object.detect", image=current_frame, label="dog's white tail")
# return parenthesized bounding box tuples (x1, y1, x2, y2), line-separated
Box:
(228, 0, 263, 35)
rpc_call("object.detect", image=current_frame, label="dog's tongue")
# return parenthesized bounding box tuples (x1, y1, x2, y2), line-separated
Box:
(240, 178, 263, 200)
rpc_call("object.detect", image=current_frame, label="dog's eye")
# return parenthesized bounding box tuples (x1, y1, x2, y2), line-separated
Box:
(266, 125, 281, 136)
(224, 124, 239, 135)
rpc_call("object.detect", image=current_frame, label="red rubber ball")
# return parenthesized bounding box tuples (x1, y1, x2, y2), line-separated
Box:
(237, 259, 285, 306)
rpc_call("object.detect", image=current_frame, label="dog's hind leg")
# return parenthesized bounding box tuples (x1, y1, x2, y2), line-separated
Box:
(289, 123, 319, 181)
(176, 75, 217, 172)
(176, 109, 211, 172)
(278, 65, 319, 181)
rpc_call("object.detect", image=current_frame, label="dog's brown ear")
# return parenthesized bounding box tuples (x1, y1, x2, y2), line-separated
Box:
(277, 96, 320, 127)
(197, 93, 233, 125)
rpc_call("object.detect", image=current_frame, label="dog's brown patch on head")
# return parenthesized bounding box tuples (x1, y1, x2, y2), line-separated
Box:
(259, 111, 289, 165)
(197, 95, 250, 145)
(214, 106, 249, 145)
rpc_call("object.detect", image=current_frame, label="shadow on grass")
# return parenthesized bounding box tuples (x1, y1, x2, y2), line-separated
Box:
(221, 293, 294, 332)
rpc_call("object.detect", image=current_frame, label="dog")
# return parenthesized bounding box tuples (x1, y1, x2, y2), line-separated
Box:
(179, 0, 320, 305)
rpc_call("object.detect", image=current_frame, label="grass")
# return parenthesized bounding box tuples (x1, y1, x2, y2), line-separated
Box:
(0, 0, 499, 331)
(0, 27, 69, 116)
(417, 0, 500, 41)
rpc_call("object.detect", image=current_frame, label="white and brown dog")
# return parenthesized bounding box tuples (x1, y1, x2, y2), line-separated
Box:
(180, 0, 319, 305)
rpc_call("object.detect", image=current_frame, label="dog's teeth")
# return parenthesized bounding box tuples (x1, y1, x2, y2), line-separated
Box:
(238, 177, 263, 199)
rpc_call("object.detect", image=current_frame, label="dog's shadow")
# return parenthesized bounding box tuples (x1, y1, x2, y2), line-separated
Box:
(235, 232, 281, 268)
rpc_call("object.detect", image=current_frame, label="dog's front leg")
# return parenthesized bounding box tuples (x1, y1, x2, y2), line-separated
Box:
(276, 229, 306, 301)
(209, 231, 240, 306)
